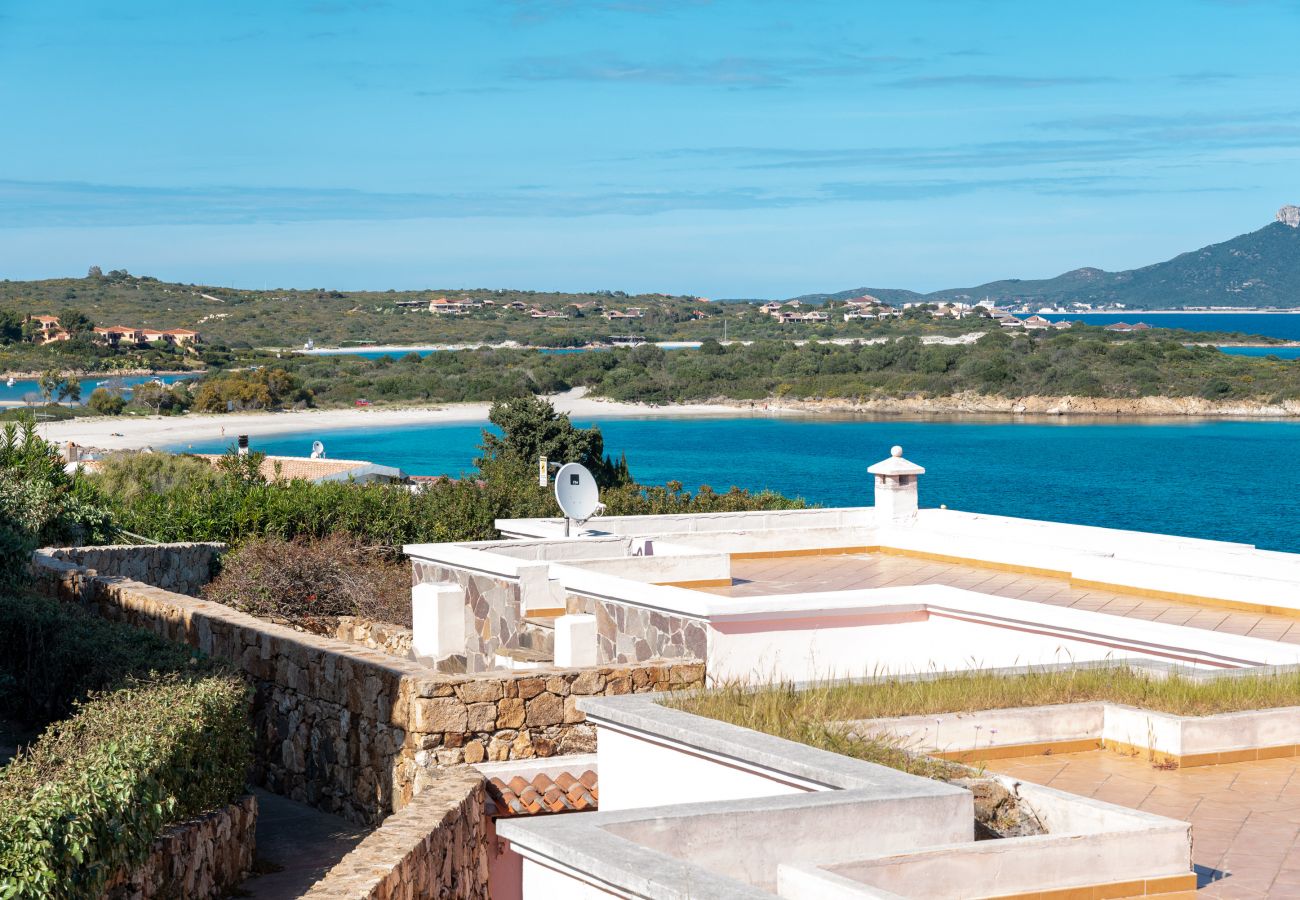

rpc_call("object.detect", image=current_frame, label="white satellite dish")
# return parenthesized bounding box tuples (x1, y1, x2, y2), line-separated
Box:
(310, 440, 325, 459)
(555, 462, 600, 523)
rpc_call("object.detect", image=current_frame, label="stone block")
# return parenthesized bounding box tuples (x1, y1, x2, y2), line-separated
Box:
(413, 698, 468, 733)
(497, 698, 526, 729)
(525, 692, 563, 727)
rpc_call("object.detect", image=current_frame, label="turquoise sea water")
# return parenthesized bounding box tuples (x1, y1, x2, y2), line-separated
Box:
(0, 373, 195, 405)
(178, 415, 1300, 554)
(1217, 346, 1300, 359)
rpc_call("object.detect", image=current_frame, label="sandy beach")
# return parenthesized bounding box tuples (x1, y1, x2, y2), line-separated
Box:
(37, 389, 753, 451)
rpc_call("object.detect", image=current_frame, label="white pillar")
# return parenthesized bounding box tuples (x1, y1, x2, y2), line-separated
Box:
(867, 445, 926, 528)
(411, 582, 465, 659)
(554, 614, 598, 668)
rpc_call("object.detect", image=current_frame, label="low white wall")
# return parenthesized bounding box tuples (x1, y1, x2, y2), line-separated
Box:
(848, 703, 1106, 756)
(851, 698, 1300, 763)
(519, 857, 620, 898)
(605, 792, 969, 893)
(597, 725, 812, 812)
(560, 551, 731, 585)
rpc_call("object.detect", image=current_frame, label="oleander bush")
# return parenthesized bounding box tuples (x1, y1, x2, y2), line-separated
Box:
(0, 674, 251, 899)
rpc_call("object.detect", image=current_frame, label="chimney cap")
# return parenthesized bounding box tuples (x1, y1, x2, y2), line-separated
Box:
(868, 445, 925, 476)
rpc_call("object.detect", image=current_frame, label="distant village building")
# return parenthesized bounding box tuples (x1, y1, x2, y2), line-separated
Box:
(27, 315, 69, 344)
(428, 298, 470, 314)
(93, 326, 203, 349)
(1022, 315, 1052, 330)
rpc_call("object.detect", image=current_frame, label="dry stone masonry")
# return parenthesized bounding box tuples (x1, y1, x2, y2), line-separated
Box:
(103, 794, 257, 900)
(33, 544, 704, 826)
(43, 542, 224, 597)
(305, 769, 489, 900)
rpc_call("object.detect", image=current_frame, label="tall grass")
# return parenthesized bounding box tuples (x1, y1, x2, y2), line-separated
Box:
(667, 665, 1300, 773)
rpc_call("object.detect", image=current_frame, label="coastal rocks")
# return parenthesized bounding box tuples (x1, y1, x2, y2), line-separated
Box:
(764, 392, 1300, 419)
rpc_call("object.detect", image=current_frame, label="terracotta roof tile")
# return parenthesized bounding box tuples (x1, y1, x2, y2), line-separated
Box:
(487, 770, 598, 818)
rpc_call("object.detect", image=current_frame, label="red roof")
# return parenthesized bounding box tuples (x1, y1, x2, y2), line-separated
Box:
(487, 770, 597, 817)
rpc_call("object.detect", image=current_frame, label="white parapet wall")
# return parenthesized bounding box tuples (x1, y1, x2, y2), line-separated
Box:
(846, 685, 1300, 767)
(494, 693, 1193, 900)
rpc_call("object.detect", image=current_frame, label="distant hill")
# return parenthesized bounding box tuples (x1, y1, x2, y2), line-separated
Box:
(790, 208, 1300, 309)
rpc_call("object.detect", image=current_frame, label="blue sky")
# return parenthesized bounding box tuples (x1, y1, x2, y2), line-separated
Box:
(1, 0, 1298, 297)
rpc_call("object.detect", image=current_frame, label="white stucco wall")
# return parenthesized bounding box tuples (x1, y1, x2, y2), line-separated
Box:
(598, 725, 812, 812)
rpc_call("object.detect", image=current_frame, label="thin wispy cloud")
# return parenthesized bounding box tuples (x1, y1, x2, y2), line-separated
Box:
(886, 73, 1123, 90)
(0, 172, 1246, 229)
(510, 51, 908, 87)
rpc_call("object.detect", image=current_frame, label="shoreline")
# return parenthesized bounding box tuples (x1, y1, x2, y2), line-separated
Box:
(36, 390, 751, 451)
(36, 389, 1300, 453)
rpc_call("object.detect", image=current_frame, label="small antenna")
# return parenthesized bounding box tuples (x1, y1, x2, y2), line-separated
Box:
(554, 462, 600, 535)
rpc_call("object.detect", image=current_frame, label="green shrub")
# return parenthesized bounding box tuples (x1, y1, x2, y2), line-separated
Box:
(0, 592, 204, 725)
(0, 420, 114, 588)
(85, 387, 125, 416)
(0, 674, 251, 899)
(93, 406, 806, 549)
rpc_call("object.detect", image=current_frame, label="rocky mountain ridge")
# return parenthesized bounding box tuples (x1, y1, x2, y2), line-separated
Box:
(791, 206, 1300, 309)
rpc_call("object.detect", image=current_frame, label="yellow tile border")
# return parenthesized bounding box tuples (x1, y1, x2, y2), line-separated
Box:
(928, 736, 1300, 769)
(657, 578, 733, 589)
(1100, 739, 1299, 768)
(731, 541, 1300, 618)
(982, 872, 1196, 900)
(932, 738, 1102, 763)
(1068, 578, 1300, 619)
(729, 546, 879, 560)
(875, 546, 1072, 579)
(523, 607, 566, 619)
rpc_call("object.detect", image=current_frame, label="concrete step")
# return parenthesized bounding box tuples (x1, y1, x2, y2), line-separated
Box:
(518, 616, 557, 657)
(494, 646, 553, 671)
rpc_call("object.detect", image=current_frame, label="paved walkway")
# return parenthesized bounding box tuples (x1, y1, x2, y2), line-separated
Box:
(988, 751, 1300, 898)
(236, 790, 370, 899)
(702, 552, 1300, 645)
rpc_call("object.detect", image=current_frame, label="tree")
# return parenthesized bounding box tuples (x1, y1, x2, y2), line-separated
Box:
(87, 387, 126, 416)
(476, 396, 628, 488)
(37, 371, 62, 403)
(0, 310, 22, 344)
(57, 308, 94, 337)
(87, 265, 103, 279)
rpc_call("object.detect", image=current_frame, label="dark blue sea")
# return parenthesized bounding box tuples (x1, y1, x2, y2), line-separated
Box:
(1041, 312, 1300, 342)
(179, 415, 1300, 554)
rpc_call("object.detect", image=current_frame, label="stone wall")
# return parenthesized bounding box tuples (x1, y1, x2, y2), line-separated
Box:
(566, 593, 708, 665)
(335, 616, 415, 658)
(39, 542, 224, 597)
(104, 794, 257, 900)
(304, 769, 489, 900)
(411, 560, 522, 673)
(34, 545, 704, 827)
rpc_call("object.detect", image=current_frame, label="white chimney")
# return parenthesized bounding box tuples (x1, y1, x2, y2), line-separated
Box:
(867, 445, 925, 527)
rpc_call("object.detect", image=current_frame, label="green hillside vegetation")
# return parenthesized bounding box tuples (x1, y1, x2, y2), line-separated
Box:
(252, 328, 1300, 408)
(0, 271, 1037, 365)
(798, 219, 1300, 310)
